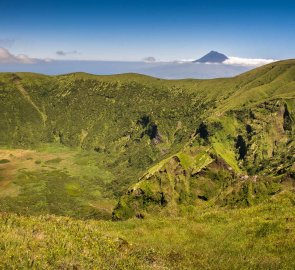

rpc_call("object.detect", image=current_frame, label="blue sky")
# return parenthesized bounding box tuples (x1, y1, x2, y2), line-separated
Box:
(0, 0, 295, 61)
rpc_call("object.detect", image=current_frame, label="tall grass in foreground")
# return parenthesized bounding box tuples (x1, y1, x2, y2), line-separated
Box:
(1, 192, 294, 269)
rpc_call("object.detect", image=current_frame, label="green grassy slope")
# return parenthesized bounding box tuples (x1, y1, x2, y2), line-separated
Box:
(0, 60, 295, 269)
(0, 71, 206, 204)
(1, 192, 295, 269)
(113, 60, 295, 219)
(0, 60, 294, 220)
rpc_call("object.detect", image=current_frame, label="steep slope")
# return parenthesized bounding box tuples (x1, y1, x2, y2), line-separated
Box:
(113, 60, 295, 219)
(0, 72, 214, 217)
(0, 60, 294, 219)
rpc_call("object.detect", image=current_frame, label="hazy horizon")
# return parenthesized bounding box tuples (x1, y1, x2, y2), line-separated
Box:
(1, 0, 294, 62)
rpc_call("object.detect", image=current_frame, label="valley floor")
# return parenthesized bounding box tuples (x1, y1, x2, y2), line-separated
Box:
(0, 146, 119, 219)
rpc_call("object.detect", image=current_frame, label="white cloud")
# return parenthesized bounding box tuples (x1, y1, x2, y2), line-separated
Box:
(15, 54, 36, 64)
(224, 56, 276, 66)
(153, 57, 276, 66)
(174, 59, 196, 63)
(0, 47, 37, 64)
(44, 58, 53, 62)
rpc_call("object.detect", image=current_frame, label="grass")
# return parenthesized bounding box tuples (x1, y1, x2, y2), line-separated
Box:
(0, 147, 117, 219)
(0, 192, 295, 269)
(0, 60, 295, 268)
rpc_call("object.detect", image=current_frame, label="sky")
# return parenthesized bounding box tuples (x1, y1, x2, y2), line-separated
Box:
(0, 0, 295, 62)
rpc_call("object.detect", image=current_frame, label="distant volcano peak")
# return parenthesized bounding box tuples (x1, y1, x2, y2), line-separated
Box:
(194, 51, 229, 63)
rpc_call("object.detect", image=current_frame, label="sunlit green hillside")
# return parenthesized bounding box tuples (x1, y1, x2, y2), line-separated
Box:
(0, 60, 294, 269)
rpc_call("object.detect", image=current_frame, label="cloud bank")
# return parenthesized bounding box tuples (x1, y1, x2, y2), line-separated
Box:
(174, 59, 196, 63)
(224, 56, 276, 66)
(0, 47, 277, 69)
(0, 47, 37, 64)
(56, 50, 80, 56)
(141, 56, 276, 67)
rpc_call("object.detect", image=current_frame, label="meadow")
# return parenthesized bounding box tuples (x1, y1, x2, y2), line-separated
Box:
(1, 193, 295, 269)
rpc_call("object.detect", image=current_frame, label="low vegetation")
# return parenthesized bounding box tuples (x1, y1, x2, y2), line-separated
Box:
(1, 193, 295, 269)
(0, 60, 294, 268)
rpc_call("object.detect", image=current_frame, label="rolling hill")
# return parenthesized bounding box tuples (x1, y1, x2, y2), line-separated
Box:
(0, 59, 294, 269)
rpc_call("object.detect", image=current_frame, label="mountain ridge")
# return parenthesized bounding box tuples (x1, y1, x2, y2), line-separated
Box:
(0, 59, 294, 220)
(112, 60, 295, 219)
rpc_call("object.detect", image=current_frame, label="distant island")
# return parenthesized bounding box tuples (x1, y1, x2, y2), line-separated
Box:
(193, 50, 229, 63)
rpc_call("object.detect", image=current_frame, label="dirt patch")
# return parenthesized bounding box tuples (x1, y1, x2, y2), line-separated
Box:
(0, 149, 72, 197)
